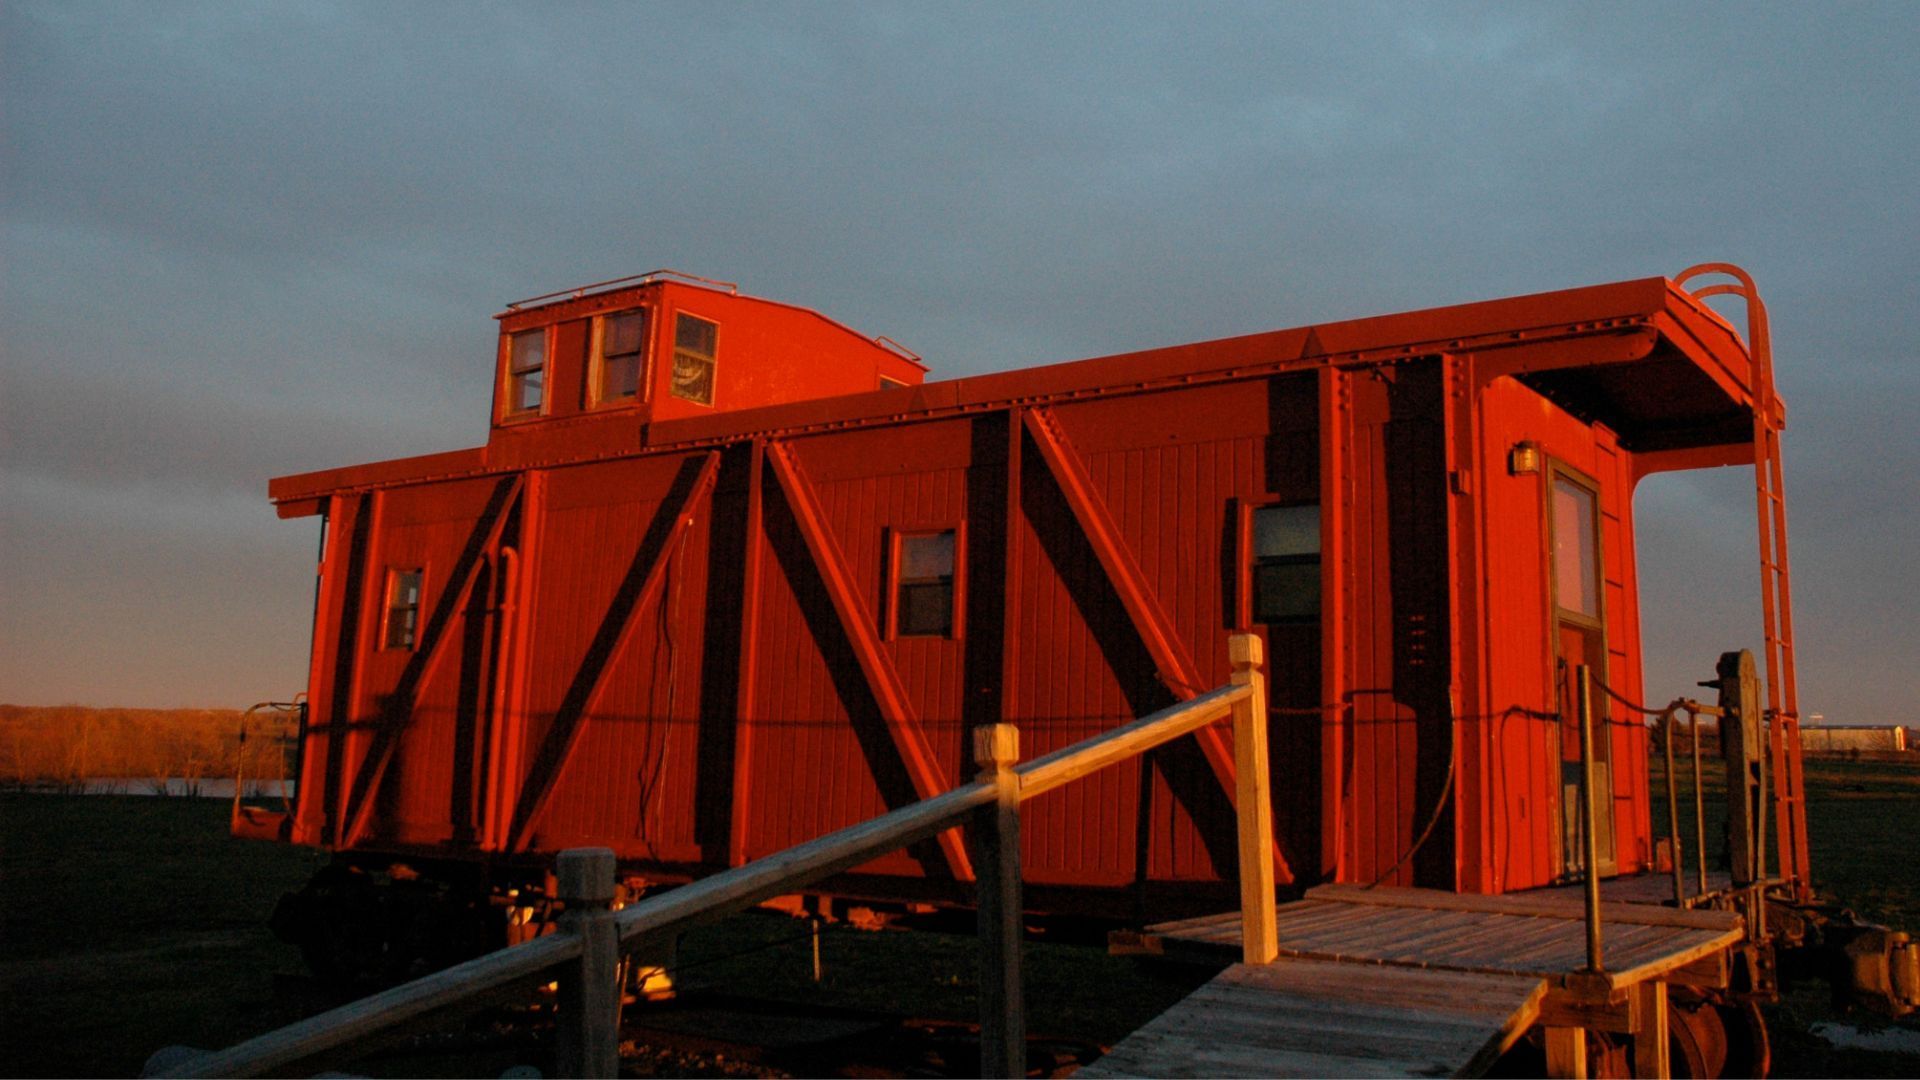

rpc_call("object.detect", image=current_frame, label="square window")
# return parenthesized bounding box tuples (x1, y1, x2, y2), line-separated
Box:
(670, 313, 717, 405)
(382, 568, 423, 650)
(595, 309, 649, 404)
(506, 329, 546, 415)
(1249, 503, 1320, 625)
(892, 530, 957, 638)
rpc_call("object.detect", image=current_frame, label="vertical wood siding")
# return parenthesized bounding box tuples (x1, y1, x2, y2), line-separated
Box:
(1336, 362, 1450, 889)
(518, 455, 713, 861)
(349, 477, 508, 846)
(1471, 375, 1651, 892)
(294, 360, 1656, 906)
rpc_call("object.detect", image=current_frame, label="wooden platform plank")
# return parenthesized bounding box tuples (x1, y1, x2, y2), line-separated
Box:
(1376, 914, 1543, 965)
(1272, 899, 1375, 933)
(1079, 1038, 1432, 1079)
(1144, 1003, 1487, 1056)
(1083, 959, 1546, 1079)
(1145, 884, 1745, 992)
(1307, 884, 1741, 932)
(1371, 910, 1530, 957)
(1284, 913, 1441, 955)
(1189, 974, 1523, 1021)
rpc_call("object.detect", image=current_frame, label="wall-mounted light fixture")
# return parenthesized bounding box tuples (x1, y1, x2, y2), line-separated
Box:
(1509, 441, 1540, 475)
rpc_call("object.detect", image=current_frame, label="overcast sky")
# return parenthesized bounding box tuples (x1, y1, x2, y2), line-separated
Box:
(3, 2, 1915, 723)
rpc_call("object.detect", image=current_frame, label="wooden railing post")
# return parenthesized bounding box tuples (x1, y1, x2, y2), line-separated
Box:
(1576, 666, 1604, 975)
(556, 847, 620, 1079)
(1663, 708, 1685, 907)
(1229, 634, 1278, 964)
(971, 723, 1024, 1079)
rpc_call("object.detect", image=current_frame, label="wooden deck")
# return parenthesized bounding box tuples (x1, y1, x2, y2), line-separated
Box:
(1079, 960, 1546, 1079)
(1086, 883, 1746, 1077)
(1145, 883, 1742, 992)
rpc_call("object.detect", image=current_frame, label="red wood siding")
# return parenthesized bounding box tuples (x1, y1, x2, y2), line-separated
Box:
(1469, 375, 1652, 892)
(515, 454, 715, 862)
(278, 274, 1770, 913)
(1334, 361, 1451, 889)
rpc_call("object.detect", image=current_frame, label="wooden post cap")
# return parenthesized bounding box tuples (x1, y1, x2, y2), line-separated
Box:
(972, 724, 1020, 770)
(1228, 633, 1264, 669)
(557, 847, 617, 904)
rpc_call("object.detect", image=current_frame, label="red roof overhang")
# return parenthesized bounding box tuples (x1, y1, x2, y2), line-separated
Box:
(270, 275, 1761, 516)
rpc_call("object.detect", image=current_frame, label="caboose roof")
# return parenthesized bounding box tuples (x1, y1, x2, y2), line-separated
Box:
(270, 274, 1764, 516)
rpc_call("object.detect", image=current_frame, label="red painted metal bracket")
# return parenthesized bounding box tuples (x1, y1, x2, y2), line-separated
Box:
(1021, 406, 1292, 883)
(504, 452, 721, 853)
(764, 439, 975, 882)
(339, 475, 526, 847)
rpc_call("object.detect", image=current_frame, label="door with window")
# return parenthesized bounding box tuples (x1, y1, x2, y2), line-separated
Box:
(1549, 465, 1616, 878)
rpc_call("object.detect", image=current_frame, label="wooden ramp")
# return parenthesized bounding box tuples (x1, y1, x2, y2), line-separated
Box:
(1085, 884, 1746, 1077)
(1145, 884, 1742, 993)
(1078, 960, 1546, 1079)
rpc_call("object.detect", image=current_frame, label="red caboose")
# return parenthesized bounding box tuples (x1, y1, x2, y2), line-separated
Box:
(258, 265, 1804, 977)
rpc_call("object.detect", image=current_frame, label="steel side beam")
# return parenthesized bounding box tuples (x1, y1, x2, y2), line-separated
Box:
(764, 440, 974, 882)
(1472, 327, 1659, 383)
(1318, 367, 1351, 883)
(505, 452, 721, 853)
(341, 475, 525, 847)
(1021, 406, 1292, 882)
(728, 440, 767, 866)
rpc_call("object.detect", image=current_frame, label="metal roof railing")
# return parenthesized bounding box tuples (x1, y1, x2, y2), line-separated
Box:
(504, 268, 741, 311)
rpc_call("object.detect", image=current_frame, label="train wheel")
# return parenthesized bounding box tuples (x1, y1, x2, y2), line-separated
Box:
(274, 864, 394, 988)
(1668, 998, 1729, 1078)
(1717, 1000, 1770, 1078)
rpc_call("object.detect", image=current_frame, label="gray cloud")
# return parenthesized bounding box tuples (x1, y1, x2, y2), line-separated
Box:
(3, 1, 1915, 719)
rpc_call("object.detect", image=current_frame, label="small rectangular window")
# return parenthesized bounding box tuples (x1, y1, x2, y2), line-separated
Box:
(1551, 474, 1601, 619)
(382, 568, 423, 650)
(506, 329, 547, 415)
(594, 309, 649, 404)
(891, 530, 957, 638)
(880, 375, 908, 391)
(1250, 503, 1320, 624)
(670, 313, 717, 405)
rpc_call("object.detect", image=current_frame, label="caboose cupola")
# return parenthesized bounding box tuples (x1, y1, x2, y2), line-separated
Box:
(489, 269, 926, 436)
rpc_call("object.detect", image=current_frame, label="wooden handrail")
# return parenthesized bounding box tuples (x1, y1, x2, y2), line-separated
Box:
(155, 931, 581, 1078)
(615, 781, 1001, 947)
(1015, 684, 1247, 799)
(159, 635, 1276, 1080)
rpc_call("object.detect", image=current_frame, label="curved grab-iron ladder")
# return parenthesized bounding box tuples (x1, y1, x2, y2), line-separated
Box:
(1674, 263, 1810, 901)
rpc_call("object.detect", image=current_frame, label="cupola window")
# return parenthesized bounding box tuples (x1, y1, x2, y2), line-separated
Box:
(594, 309, 649, 404)
(505, 328, 547, 416)
(671, 313, 718, 406)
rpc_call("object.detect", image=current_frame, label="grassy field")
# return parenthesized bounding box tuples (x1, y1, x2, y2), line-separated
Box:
(0, 795, 328, 1078)
(1649, 748, 1920, 930)
(4, 755, 1919, 1077)
(1648, 750, 1920, 1077)
(0, 795, 1203, 1078)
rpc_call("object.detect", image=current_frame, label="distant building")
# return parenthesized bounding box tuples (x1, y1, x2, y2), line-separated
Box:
(1800, 725, 1908, 753)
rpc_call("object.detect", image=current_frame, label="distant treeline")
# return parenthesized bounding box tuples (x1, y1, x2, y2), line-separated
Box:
(0, 704, 298, 791)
